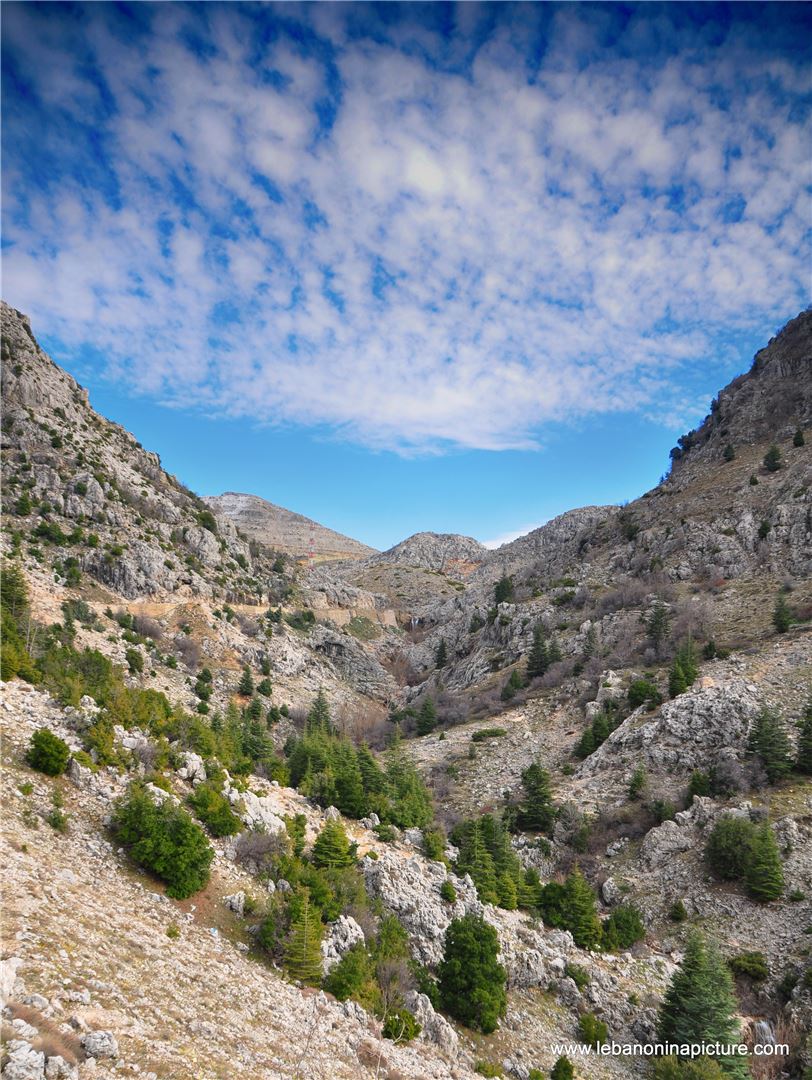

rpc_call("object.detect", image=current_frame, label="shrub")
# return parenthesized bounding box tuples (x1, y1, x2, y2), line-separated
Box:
(706, 815, 756, 880)
(578, 1011, 608, 1048)
(651, 1058, 728, 1079)
(422, 826, 446, 861)
(125, 647, 144, 674)
(26, 728, 70, 776)
(438, 914, 507, 1033)
(474, 1063, 502, 1078)
(323, 942, 374, 1002)
(188, 782, 242, 837)
(628, 764, 647, 800)
(46, 790, 69, 833)
(166, 922, 180, 939)
(382, 1008, 421, 1043)
(669, 899, 688, 922)
(471, 727, 508, 742)
(440, 879, 457, 903)
(628, 679, 662, 709)
(111, 785, 213, 898)
(564, 962, 589, 991)
(793, 427, 805, 447)
(602, 904, 645, 951)
(728, 951, 768, 982)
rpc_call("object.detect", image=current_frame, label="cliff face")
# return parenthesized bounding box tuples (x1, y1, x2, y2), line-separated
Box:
(203, 492, 375, 562)
(669, 308, 812, 470)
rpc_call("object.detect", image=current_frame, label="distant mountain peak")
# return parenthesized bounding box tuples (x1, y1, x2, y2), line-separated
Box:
(203, 492, 375, 561)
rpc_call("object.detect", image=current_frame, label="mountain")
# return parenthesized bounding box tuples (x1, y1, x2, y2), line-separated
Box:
(204, 491, 375, 562)
(2, 300, 811, 1080)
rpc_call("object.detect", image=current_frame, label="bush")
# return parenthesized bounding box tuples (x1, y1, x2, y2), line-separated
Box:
(564, 962, 589, 991)
(728, 951, 768, 982)
(382, 1008, 421, 1043)
(323, 942, 374, 1002)
(550, 1059, 575, 1080)
(706, 815, 755, 880)
(26, 728, 70, 776)
(602, 904, 645, 951)
(474, 1063, 502, 1078)
(111, 785, 213, 898)
(772, 591, 792, 634)
(471, 727, 508, 742)
(438, 914, 507, 1033)
(125, 647, 144, 674)
(628, 679, 662, 709)
(187, 782, 242, 837)
(440, 879, 457, 903)
(669, 899, 688, 923)
(578, 1011, 608, 1048)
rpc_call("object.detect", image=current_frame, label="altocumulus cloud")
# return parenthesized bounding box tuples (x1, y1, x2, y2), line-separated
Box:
(2, 3, 810, 453)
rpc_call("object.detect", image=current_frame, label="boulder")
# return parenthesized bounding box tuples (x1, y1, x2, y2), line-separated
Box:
(404, 991, 459, 1055)
(80, 1031, 118, 1059)
(321, 915, 365, 973)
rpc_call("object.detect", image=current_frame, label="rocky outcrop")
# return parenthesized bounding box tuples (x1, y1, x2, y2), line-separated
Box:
(322, 915, 365, 973)
(363, 532, 487, 576)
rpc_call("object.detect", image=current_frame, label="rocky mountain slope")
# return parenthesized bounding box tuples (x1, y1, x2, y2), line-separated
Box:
(2, 303, 812, 1080)
(204, 492, 375, 563)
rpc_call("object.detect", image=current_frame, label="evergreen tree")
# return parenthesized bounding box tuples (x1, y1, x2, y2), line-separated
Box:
(723, 444, 735, 462)
(796, 701, 812, 775)
(669, 659, 688, 698)
(657, 932, 748, 1078)
(547, 635, 562, 664)
(772, 592, 792, 634)
(705, 815, 755, 880)
(628, 764, 648, 801)
(526, 622, 550, 680)
(435, 638, 448, 668)
(500, 668, 524, 701)
(793, 427, 805, 447)
(646, 599, 671, 657)
(744, 825, 784, 902)
(311, 819, 354, 869)
(494, 574, 514, 604)
(238, 666, 254, 696)
(416, 697, 437, 736)
(748, 708, 793, 783)
(562, 867, 602, 950)
(550, 1058, 575, 1080)
(284, 890, 324, 984)
(763, 444, 782, 472)
(457, 819, 499, 904)
(438, 914, 507, 1033)
(496, 872, 518, 910)
(515, 763, 556, 833)
(306, 689, 333, 733)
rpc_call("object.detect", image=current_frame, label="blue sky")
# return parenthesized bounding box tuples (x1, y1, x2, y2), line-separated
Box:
(3, 2, 810, 549)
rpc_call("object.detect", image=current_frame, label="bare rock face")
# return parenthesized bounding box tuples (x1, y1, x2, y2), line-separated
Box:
(364, 532, 487, 576)
(203, 491, 375, 561)
(321, 915, 365, 973)
(577, 679, 762, 785)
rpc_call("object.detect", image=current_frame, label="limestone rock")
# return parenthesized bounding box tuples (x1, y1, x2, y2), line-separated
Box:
(80, 1031, 118, 1059)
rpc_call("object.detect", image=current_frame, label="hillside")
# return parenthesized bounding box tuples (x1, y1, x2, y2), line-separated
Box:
(204, 492, 375, 563)
(2, 303, 812, 1080)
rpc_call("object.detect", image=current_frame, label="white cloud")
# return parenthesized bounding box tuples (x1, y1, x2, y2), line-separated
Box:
(2, 5, 810, 453)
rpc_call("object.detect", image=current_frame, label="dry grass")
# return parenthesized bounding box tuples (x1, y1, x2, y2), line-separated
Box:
(6, 1002, 86, 1064)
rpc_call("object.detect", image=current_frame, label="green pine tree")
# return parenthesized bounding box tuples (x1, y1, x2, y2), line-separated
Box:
(284, 890, 324, 984)
(657, 932, 747, 1078)
(763, 444, 782, 472)
(515, 763, 555, 833)
(723, 444, 735, 462)
(646, 599, 671, 657)
(435, 638, 448, 668)
(238, 666, 254, 696)
(772, 592, 792, 634)
(463, 819, 500, 904)
(526, 622, 550, 680)
(562, 867, 602, 950)
(669, 658, 688, 698)
(416, 697, 437, 736)
(494, 574, 514, 604)
(744, 825, 784, 902)
(496, 872, 518, 910)
(306, 689, 333, 733)
(500, 668, 524, 701)
(311, 819, 354, 869)
(796, 701, 812, 775)
(550, 1058, 575, 1080)
(547, 635, 562, 664)
(438, 914, 507, 1034)
(748, 708, 792, 783)
(793, 427, 805, 447)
